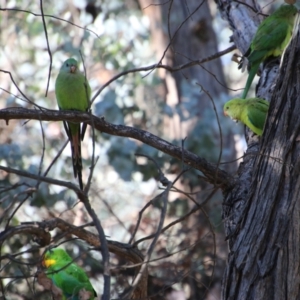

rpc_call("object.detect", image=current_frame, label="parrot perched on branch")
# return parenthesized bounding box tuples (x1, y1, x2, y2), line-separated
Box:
(223, 98, 269, 136)
(240, 5, 297, 99)
(43, 248, 97, 300)
(55, 58, 91, 190)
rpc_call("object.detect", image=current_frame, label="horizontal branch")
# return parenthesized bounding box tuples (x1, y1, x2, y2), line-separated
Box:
(0, 107, 233, 191)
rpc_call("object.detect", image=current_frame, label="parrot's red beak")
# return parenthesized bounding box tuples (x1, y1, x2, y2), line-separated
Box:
(70, 65, 76, 73)
(224, 111, 228, 116)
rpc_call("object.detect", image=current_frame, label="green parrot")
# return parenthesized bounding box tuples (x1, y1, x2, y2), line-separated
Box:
(223, 98, 269, 136)
(240, 5, 297, 99)
(55, 58, 91, 190)
(43, 248, 97, 300)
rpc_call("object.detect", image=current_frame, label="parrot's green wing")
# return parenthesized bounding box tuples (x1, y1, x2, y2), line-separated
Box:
(49, 263, 96, 300)
(249, 5, 297, 57)
(241, 19, 292, 99)
(248, 21, 290, 62)
(55, 58, 91, 190)
(245, 100, 269, 133)
(240, 5, 297, 99)
(240, 99, 269, 135)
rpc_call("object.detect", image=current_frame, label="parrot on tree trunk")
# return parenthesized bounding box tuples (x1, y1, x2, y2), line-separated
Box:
(223, 98, 269, 136)
(43, 248, 97, 300)
(240, 5, 298, 99)
(55, 58, 91, 190)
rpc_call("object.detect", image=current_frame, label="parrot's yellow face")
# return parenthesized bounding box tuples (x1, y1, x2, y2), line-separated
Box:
(43, 257, 56, 268)
(43, 250, 57, 268)
(224, 104, 234, 118)
(223, 99, 243, 122)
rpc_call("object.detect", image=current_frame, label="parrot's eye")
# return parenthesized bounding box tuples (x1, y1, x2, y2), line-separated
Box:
(66, 63, 69, 67)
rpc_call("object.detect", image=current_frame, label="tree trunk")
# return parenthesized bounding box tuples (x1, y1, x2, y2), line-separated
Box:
(217, 1, 300, 299)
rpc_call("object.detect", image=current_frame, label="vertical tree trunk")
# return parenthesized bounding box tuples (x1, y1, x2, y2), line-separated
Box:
(217, 1, 300, 299)
(223, 35, 300, 300)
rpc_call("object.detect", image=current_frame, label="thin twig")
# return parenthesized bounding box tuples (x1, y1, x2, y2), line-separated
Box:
(0, 165, 82, 194)
(0, 8, 101, 38)
(123, 179, 172, 299)
(42, 140, 69, 178)
(39, 0, 52, 97)
(198, 85, 223, 186)
(90, 44, 236, 105)
(134, 187, 218, 246)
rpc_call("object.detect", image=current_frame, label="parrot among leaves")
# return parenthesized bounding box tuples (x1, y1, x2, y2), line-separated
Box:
(43, 248, 97, 300)
(55, 58, 91, 190)
(223, 98, 269, 136)
(240, 5, 298, 99)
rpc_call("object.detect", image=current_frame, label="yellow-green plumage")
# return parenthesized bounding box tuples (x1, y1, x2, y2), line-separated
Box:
(241, 5, 297, 99)
(224, 98, 269, 136)
(55, 58, 91, 190)
(43, 248, 97, 300)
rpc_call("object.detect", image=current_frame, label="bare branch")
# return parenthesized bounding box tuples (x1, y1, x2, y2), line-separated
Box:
(0, 107, 234, 190)
(39, 0, 52, 97)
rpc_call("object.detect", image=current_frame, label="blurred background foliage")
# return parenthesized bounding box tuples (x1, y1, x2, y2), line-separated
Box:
(0, 0, 275, 299)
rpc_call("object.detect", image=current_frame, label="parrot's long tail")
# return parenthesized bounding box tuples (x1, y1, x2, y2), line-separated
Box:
(242, 62, 260, 99)
(71, 132, 83, 190)
(65, 122, 84, 190)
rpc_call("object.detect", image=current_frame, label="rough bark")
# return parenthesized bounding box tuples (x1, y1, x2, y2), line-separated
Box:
(224, 34, 300, 299)
(216, 0, 300, 299)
